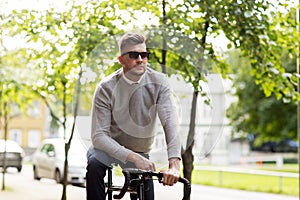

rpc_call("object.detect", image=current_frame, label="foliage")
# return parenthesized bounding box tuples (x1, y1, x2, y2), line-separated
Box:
(2, 0, 299, 134)
(5, 0, 123, 126)
(0, 65, 34, 129)
(148, 0, 300, 102)
(111, 0, 300, 106)
(226, 48, 297, 142)
(2, 0, 126, 198)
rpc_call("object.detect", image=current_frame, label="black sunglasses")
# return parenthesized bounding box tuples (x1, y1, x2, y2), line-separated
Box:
(121, 51, 150, 59)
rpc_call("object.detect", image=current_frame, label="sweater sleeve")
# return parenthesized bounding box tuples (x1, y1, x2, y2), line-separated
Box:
(91, 83, 131, 163)
(157, 76, 181, 160)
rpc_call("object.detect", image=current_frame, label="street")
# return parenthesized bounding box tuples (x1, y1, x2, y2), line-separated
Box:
(0, 164, 85, 200)
(0, 164, 298, 200)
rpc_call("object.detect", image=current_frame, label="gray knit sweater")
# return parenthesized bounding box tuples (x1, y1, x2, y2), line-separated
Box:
(90, 67, 181, 163)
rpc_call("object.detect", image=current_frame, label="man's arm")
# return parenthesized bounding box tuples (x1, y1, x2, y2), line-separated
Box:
(156, 75, 182, 186)
(91, 84, 131, 163)
(126, 152, 156, 171)
(157, 76, 181, 158)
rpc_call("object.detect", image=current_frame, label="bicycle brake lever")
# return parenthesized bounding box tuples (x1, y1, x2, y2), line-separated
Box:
(156, 172, 163, 183)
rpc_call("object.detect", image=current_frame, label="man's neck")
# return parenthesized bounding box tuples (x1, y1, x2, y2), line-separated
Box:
(122, 69, 145, 84)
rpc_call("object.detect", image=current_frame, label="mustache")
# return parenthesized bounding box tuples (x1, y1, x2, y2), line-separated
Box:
(133, 64, 146, 68)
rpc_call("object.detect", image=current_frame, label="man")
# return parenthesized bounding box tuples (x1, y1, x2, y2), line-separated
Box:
(86, 32, 181, 200)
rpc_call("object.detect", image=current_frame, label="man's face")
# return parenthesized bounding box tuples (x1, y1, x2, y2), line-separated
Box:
(118, 43, 148, 77)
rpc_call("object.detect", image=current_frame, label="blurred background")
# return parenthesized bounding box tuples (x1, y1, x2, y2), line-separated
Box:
(0, 0, 299, 199)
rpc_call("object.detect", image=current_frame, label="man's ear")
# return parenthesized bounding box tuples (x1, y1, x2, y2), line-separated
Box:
(118, 56, 124, 65)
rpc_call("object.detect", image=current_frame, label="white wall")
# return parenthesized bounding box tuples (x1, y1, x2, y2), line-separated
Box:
(151, 73, 240, 166)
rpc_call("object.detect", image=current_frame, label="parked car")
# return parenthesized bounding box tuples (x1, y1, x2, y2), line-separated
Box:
(251, 138, 298, 153)
(0, 139, 25, 172)
(32, 138, 87, 186)
(274, 139, 298, 153)
(256, 141, 278, 152)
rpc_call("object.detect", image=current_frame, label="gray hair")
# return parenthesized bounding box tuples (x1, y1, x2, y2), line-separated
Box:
(118, 33, 146, 54)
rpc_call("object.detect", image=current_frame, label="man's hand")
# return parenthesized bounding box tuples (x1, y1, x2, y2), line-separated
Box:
(127, 152, 156, 171)
(160, 157, 181, 186)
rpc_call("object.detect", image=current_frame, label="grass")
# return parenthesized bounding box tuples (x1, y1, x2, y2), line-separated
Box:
(191, 164, 299, 196)
(259, 164, 298, 173)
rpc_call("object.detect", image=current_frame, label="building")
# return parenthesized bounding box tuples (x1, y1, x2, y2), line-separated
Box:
(150, 73, 248, 166)
(0, 100, 48, 153)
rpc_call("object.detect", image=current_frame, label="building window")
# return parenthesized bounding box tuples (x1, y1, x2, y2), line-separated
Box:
(28, 130, 41, 148)
(9, 129, 22, 145)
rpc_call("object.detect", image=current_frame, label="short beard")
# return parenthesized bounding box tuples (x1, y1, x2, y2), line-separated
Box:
(125, 67, 145, 81)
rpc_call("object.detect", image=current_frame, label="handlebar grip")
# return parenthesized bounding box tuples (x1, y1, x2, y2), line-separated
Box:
(152, 171, 190, 200)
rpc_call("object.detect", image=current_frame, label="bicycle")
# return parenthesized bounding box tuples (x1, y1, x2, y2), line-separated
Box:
(106, 167, 191, 200)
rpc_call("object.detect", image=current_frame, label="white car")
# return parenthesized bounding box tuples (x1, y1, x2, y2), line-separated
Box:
(0, 139, 25, 172)
(32, 138, 87, 186)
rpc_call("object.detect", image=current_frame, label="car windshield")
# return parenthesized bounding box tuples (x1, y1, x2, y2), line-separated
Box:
(50, 139, 86, 157)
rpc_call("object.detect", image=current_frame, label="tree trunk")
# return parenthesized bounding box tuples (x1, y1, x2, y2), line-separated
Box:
(61, 143, 70, 200)
(161, 0, 167, 74)
(181, 91, 198, 200)
(182, 91, 198, 182)
(182, 141, 194, 182)
(1, 102, 8, 191)
(60, 68, 82, 200)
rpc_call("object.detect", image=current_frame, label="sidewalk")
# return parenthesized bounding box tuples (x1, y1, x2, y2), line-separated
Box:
(0, 164, 298, 200)
(0, 177, 297, 200)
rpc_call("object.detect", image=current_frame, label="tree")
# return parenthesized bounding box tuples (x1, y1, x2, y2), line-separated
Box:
(0, 67, 33, 190)
(1, 3, 37, 185)
(3, 1, 123, 199)
(227, 49, 297, 144)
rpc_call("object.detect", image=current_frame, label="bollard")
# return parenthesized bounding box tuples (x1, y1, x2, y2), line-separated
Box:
(218, 170, 223, 185)
(257, 157, 263, 167)
(276, 156, 283, 169)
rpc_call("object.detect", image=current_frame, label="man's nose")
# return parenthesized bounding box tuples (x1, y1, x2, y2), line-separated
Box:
(136, 55, 143, 61)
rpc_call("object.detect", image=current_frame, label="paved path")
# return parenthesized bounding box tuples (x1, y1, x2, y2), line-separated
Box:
(0, 180, 297, 200)
(0, 164, 298, 200)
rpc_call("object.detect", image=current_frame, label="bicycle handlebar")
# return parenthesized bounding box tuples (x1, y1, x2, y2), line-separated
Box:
(113, 168, 191, 200)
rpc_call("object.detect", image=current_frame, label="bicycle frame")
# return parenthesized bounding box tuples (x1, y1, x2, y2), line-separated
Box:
(106, 168, 191, 200)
